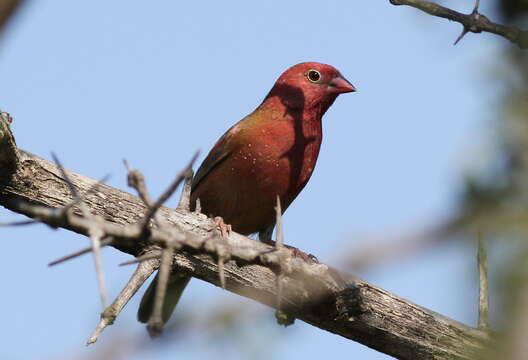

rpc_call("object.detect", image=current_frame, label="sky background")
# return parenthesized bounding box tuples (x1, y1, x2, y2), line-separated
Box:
(0, 1, 505, 359)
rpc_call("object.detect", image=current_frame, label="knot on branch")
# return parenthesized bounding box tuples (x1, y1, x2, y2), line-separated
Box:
(336, 282, 363, 321)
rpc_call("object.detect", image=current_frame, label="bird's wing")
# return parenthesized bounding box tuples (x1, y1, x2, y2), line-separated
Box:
(191, 146, 231, 192)
(191, 123, 242, 193)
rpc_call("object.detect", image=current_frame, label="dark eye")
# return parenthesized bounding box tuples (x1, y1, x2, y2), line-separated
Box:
(307, 69, 321, 83)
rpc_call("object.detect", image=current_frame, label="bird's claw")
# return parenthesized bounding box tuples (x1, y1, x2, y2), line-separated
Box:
(209, 216, 232, 238)
(262, 239, 318, 263)
(288, 246, 318, 263)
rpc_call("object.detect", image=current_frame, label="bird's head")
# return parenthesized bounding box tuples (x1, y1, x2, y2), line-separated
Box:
(266, 62, 356, 114)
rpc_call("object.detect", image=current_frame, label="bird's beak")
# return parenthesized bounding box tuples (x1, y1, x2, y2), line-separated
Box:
(329, 75, 356, 93)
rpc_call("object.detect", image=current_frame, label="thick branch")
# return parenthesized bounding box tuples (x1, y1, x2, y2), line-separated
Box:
(0, 116, 489, 359)
(389, 0, 528, 48)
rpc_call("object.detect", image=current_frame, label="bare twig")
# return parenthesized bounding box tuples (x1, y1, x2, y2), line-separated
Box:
(87, 259, 158, 345)
(119, 252, 161, 266)
(124, 159, 153, 206)
(177, 170, 193, 211)
(194, 197, 201, 214)
(52, 153, 109, 307)
(208, 217, 231, 290)
(147, 243, 174, 337)
(61, 174, 111, 213)
(142, 151, 199, 229)
(477, 231, 490, 330)
(0, 219, 37, 226)
(0, 0, 25, 35)
(274, 196, 294, 326)
(275, 195, 284, 249)
(389, 0, 528, 48)
(88, 221, 108, 307)
(48, 236, 114, 267)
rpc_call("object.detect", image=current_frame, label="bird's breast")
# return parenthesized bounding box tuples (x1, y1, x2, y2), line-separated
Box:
(232, 118, 322, 207)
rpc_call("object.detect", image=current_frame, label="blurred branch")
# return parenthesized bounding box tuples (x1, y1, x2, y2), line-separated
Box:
(477, 231, 490, 330)
(0, 113, 490, 360)
(87, 259, 158, 345)
(389, 0, 528, 48)
(0, 0, 24, 34)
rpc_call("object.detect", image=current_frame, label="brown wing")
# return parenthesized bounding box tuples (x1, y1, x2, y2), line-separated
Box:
(191, 122, 243, 194)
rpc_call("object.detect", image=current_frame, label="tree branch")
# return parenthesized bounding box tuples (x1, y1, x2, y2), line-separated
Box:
(0, 113, 490, 359)
(389, 0, 528, 48)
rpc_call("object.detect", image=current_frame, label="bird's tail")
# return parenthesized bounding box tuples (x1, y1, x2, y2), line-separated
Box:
(137, 273, 191, 324)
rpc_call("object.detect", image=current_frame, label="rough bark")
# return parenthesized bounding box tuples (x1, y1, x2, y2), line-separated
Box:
(0, 113, 489, 359)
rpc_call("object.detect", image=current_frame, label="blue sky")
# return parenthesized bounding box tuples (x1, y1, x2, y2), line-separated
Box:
(0, 1, 504, 359)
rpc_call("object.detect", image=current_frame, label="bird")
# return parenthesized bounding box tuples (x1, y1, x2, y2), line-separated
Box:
(138, 62, 356, 325)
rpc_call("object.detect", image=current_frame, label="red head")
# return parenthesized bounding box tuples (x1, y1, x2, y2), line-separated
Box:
(264, 62, 356, 116)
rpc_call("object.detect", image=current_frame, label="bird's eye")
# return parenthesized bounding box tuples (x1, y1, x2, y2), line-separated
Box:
(306, 69, 321, 83)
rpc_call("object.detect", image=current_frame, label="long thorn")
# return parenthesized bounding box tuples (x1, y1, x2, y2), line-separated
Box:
(119, 252, 161, 266)
(477, 231, 490, 330)
(87, 259, 158, 345)
(48, 237, 114, 267)
(275, 195, 284, 249)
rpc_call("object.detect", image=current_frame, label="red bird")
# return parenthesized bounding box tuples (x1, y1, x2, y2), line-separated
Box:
(138, 62, 355, 324)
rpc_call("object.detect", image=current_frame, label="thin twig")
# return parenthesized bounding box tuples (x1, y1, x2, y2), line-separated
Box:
(62, 174, 111, 213)
(274, 196, 294, 326)
(142, 151, 199, 229)
(177, 170, 194, 211)
(147, 243, 174, 337)
(0, 219, 38, 226)
(124, 159, 153, 206)
(119, 252, 161, 266)
(389, 0, 528, 48)
(0, 0, 25, 35)
(275, 195, 284, 249)
(477, 231, 490, 330)
(208, 218, 231, 289)
(87, 259, 158, 345)
(48, 237, 114, 267)
(275, 196, 284, 312)
(52, 153, 108, 308)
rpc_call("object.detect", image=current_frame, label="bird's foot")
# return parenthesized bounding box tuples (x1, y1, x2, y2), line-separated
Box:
(263, 240, 318, 263)
(209, 216, 232, 238)
(287, 245, 319, 263)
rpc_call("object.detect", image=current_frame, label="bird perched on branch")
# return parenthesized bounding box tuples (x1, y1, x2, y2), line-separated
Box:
(138, 62, 356, 325)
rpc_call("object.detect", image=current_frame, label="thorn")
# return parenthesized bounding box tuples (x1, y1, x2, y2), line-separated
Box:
(147, 244, 175, 337)
(218, 256, 226, 289)
(477, 231, 490, 330)
(122, 158, 132, 172)
(0, 219, 38, 226)
(275, 195, 284, 249)
(86, 260, 157, 344)
(454, 27, 469, 45)
(177, 170, 194, 211)
(119, 252, 161, 266)
(472, 0, 480, 13)
(195, 198, 202, 214)
(48, 237, 114, 267)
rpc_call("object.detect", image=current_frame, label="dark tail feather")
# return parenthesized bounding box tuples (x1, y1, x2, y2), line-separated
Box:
(137, 274, 191, 324)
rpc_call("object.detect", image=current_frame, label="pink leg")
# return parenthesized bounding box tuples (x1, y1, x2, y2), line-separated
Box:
(210, 216, 232, 238)
(262, 239, 318, 263)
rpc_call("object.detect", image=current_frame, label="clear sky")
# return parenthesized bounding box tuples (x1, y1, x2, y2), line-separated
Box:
(0, 1, 504, 359)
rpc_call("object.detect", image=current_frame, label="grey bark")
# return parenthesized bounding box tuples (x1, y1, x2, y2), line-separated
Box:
(0, 113, 489, 359)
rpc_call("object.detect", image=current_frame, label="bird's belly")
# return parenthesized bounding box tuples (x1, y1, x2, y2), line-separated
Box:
(191, 158, 301, 235)
(191, 137, 320, 235)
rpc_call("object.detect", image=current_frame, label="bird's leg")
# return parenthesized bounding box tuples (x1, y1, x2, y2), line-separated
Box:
(286, 245, 319, 264)
(259, 224, 318, 263)
(210, 216, 232, 238)
(261, 239, 318, 264)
